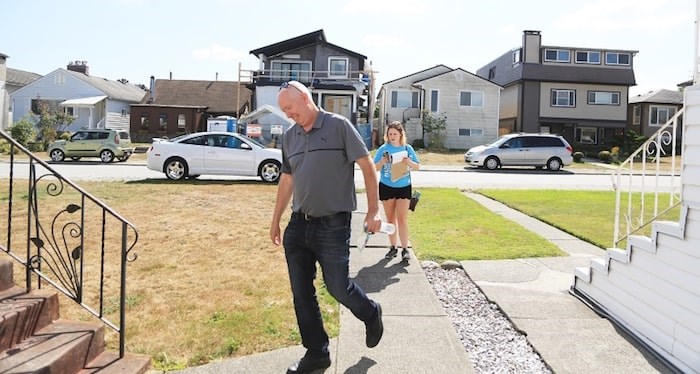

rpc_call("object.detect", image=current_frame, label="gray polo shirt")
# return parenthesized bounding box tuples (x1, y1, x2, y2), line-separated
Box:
(282, 109, 368, 217)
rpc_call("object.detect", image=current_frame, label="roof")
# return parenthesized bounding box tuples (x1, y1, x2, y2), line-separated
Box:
(60, 95, 108, 107)
(64, 69, 146, 102)
(238, 104, 294, 125)
(629, 89, 683, 105)
(249, 29, 366, 63)
(6, 67, 41, 86)
(145, 79, 252, 113)
(415, 68, 503, 88)
(380, 65, 452, 86)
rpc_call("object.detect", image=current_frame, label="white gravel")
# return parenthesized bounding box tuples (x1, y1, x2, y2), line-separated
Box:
(423, 263, 552, 374)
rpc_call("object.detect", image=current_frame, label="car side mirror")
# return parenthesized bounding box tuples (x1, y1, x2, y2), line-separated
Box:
(501, 144, 509, 149)
(240, 143, 252, 150)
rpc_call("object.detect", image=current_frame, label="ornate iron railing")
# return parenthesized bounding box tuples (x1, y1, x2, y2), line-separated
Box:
(0, 130, 138, 358)
(612, 108, 684, 248)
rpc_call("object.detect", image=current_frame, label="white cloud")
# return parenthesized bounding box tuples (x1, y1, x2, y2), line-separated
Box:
(192, 44, 248, 61)
(553, 0, 691, 32)
(343, 0, 426, 15)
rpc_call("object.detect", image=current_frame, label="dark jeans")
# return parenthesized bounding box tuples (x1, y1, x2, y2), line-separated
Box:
(283, 212, 378, 356)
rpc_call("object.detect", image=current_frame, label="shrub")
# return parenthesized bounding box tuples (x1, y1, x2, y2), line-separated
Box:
(572, 152, 584, 162)
(598, 150, 611, 162)
(8, 116, 36, 147)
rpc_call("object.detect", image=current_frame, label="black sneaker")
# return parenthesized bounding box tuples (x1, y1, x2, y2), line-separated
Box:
(286, 352, 331, 374)
(365, 302, 383, 348)
(384, 247, 398, 259)
(401, 249, 410, 262)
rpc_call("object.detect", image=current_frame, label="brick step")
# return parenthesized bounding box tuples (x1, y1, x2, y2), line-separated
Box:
(79, 351, 151, 374)
(0, 289, 59, 353)
(0, 319, 105, 374)
(0, 260, 15, 292)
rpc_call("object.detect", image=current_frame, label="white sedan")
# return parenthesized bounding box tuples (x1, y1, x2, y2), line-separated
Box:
(146, 132, 283, 182)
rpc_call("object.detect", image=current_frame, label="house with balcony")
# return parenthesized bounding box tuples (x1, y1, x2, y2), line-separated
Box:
(377, 65, 501, 150)
(129, 76, 252, 142)
(476, 30, 637, 151)
(10, 61, 145, 133)
(245, 29, 371, 143)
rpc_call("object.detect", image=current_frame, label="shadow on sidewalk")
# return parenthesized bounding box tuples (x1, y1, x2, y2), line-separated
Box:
(352, 256, 409, 294)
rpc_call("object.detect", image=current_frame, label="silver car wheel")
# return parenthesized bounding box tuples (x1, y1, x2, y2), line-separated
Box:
(484, 157, 499, 170)
(50, 149, 65, 162)
(100, 150, 115, 163)
(165, 158, 187, 180)
(547, 158, 562, 171)
(259, 160, 281, 183)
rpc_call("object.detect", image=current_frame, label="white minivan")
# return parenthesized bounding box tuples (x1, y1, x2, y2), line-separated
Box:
(464, 133, 574, 171)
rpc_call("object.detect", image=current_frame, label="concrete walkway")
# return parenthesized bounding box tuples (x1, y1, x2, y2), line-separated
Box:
(167, 191, 670, 374)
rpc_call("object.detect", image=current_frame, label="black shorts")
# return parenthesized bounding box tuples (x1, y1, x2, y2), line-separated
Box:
(379, 182, 412, 201)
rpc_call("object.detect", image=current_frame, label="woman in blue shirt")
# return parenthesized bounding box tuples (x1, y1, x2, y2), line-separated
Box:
(373, 121, 420, 262)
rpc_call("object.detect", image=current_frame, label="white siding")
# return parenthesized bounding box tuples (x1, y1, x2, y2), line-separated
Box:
(684, 86, 700, 206)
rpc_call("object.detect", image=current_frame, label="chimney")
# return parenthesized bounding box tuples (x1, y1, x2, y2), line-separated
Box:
(67, 60, 89, 75)
(149, 76, 155, 103)
(522, 30, 541, 64)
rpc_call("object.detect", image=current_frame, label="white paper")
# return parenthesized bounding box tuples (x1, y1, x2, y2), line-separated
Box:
(391, 150, 408, 164)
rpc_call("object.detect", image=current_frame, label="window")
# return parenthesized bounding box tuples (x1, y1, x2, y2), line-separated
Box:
(587, 91, 620, 105)
(632, 105, 641, 125)
(54, 73, 65, 85)
(576, 127, 598, 144)
(551, 89, 575, 107)
(390, 91, 419, 108)
(540, 125, 551, 133)
(544, 49, 570, 62)
(121, 109, 127, 117)
(159, 114, 168, 132)
(576, 51, 601, 64)
(488, 67, 496, 79)
(328, 57, 348, 77)
(459, 91, 484, 107)
(430, 90, 439, 112)
(30, 99, 61, 115)
(649, 106, 677, 127)
(65, 107, 77, 117)
(178, 114, 186, 130)
(271, 60, 312, 82)
(140, 113, 150, 131)
(606, 52, 630, 65)
(512, 49, 521, 65)
(459, 128, 483, 136)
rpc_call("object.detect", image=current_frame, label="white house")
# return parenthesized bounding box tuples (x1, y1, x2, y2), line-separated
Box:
(10, 61, 145, 132)
(377, 65, 501, 150)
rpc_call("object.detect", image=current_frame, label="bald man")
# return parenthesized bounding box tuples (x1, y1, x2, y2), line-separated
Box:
(270, 80, 384, 373)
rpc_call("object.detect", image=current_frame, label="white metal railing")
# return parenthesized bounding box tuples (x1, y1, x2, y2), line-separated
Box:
(612, 108, 684, 247)
(250, 68, 370, 87)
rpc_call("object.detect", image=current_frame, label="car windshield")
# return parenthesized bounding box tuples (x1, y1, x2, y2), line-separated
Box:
(487, 136, 511, 147)
(243, 135, 267, 148)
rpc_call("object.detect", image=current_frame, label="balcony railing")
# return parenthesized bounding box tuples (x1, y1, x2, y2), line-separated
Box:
(0, 130, 139, 357)
(251, 68, 369, 87)
(612, 108, 684, 247)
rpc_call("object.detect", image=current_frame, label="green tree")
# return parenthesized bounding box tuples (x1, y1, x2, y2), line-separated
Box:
(8, 115, 36, 147)
(420, 110, 447, 150)
(35, 101, 75, 148)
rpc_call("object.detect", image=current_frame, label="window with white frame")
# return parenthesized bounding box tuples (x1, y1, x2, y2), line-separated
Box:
(430, 90, 439, 112)
(328, 57, 348, 77)
(271, 60, 312, 82)
(587, 91, 620, 105)
(551, 89, 575, 107)
(459, 91, 484, 107)
(54, 73, 65, 85)
(178, 114, 186, 129)
(512, 49, 521, 65)
(576, 127, 597, 144)
(390, 90, 419, 108)
(544, 49, 570, 63)
(605, 52, 630, 65)
(459, 128, 483, 136)
(575, 51, 601, 64)
(632, 105, 641, 125)
(540, 125, 550, 133)
(649, 105, 677, 127)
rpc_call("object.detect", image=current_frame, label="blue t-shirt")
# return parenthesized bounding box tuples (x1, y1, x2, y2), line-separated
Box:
(373, 143, 420, 188)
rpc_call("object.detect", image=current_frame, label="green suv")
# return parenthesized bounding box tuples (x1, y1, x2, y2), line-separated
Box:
(47, 129, 134, 163)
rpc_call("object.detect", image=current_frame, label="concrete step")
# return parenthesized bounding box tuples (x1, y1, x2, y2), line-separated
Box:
(79, 350, 151, 374)
(0, 260, 14, 292)
(0, 319, 105, 374)
(0, 289, 59, 354)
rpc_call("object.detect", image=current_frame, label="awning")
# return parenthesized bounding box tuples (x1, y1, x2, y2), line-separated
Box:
(60, 95, 108, 107)
(238, 104, 294, 125)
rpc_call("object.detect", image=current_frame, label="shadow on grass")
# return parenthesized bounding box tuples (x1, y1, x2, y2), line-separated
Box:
(468, 167, 575, 175)
(125, 178, 276, 186)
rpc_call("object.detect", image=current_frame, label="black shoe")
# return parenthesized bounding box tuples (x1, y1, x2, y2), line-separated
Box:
(365, 302, 383, 348)
(401, 249, 410, 262)
(384, 247, 397, 259)
(286, 353, 331, 374)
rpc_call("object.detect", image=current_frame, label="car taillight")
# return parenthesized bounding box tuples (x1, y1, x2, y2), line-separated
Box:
(566, 145, 573, 154)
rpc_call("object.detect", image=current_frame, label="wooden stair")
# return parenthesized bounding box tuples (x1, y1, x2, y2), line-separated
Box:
(0, 259, 151, 373)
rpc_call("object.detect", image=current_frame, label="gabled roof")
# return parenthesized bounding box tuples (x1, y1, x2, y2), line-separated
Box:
(415, 68, 502, 88)
(144, 79, 252, 113)
(380, 65, 452, 86)
(6, 68, 41, 86)
(629, 89, 683, 105)
(64, 69, 146, 102)
(249, 29, 366, 63)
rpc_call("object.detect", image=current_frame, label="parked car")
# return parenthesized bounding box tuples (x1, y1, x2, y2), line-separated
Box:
(464, 133, 573, 171)
(146, 131, 282, 182)
(47, 129, 134, 163)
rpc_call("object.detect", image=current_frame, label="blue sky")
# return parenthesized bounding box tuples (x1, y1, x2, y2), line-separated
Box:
(1, 0, 695, 97)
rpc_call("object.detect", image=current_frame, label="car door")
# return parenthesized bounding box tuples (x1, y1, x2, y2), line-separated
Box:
(497, 137, 525, 165)
(203, 134, 255, 175)
(520, 136, 545, 165)
(178, 135, 207, 173)
(67, 131, 90, 156)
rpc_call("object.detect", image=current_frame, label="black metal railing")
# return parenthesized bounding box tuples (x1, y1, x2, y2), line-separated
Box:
(0, 129, 138, 358)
